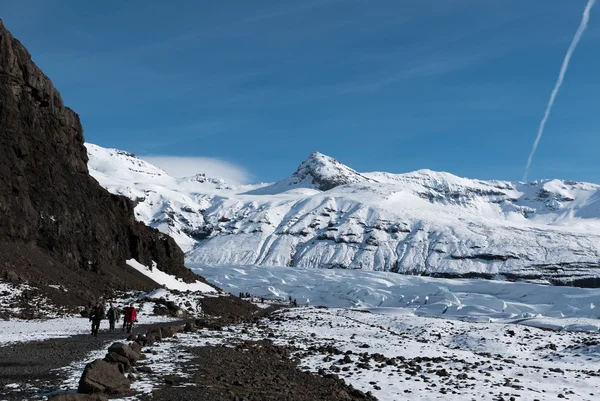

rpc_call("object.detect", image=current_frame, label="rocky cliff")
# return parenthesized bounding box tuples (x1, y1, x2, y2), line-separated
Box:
(0, 19, 198, 305)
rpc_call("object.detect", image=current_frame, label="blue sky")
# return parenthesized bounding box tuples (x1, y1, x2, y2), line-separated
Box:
(2, 0, 599, 184)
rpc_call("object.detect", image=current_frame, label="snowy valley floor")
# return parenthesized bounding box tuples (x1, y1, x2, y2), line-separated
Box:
(1, 265, 600, 400)
(55, 304, 600, 401)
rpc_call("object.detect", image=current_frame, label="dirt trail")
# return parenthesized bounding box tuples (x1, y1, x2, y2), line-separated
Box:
(0, 321, 180, 400)
(1, 298, 377, 401)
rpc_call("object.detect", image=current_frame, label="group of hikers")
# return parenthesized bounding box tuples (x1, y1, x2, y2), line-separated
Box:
(87, 302, 138, 337)
(237, 292, 298, 307)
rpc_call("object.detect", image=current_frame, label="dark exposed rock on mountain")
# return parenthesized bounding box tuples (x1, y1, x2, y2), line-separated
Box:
(0, 19, 198, 305)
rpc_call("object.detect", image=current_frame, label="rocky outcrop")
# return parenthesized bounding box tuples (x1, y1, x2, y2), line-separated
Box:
(0, 19, 198, 304)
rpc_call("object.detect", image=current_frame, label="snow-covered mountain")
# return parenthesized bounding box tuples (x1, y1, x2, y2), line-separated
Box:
(86, 143, 600, 286)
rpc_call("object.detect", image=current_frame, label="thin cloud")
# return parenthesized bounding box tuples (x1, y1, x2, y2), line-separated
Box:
(143, 156, 253, 185)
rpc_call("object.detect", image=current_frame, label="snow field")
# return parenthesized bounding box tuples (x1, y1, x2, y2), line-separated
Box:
(265, 307, 600, 401)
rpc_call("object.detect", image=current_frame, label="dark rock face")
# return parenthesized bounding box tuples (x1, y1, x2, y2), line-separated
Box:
(0, 19, 198, 304)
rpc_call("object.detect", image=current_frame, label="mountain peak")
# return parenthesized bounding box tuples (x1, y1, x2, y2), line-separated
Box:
(292, 151, 370, 191)
(245, 152, 375, 195)
(307, 150, 327, 159)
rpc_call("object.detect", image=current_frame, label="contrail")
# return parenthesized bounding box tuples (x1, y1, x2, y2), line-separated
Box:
(523, 0, 596, 181)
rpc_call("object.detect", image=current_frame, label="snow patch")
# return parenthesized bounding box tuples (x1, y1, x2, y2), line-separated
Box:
(125, 259, 216, 293)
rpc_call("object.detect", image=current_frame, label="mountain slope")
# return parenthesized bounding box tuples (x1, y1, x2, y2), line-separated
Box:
(87, 144, 600, 287)
(0, 19, 198, 306)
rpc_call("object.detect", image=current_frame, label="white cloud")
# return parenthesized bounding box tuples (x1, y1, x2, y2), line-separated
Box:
(143, 156, 253, 185)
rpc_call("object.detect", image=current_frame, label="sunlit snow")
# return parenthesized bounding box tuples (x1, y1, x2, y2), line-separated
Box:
(87, 143, 600, 283)
(125, 259, 216, 293)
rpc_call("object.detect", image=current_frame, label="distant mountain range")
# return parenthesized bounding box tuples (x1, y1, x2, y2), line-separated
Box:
(86, 143, 600, 286)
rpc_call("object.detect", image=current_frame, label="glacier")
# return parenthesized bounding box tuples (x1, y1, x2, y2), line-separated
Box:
(86, 143, 600, 286)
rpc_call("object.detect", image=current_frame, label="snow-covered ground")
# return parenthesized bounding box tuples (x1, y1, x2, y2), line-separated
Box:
(86, 142, 600, 283)
(0, 260, 218, 347)
(5, 263, 599, 400)
(266, 307, 600, 401)
(57, 303, 600, 401)
(0, 282, 70, 319)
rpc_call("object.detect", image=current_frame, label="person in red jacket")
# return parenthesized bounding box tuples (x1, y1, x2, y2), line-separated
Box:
(123, 303, 137, 333)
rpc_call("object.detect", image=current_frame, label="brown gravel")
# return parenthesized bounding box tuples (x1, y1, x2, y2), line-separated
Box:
(146, 340, 377, 401)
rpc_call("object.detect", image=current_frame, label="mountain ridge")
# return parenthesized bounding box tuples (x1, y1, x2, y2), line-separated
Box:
(86, 143, 600, 287)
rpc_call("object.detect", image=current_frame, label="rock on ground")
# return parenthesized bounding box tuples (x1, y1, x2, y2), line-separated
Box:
(77, 359, 131, 395)
(50, 393, 108, 401)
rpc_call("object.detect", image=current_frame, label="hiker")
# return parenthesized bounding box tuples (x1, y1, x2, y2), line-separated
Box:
(121, 304, 130, 332)
(123, 303, 137, 334)
(89, 302, 105, 337)
(292, 298, 297, 307)
(107, 303, 120, 332)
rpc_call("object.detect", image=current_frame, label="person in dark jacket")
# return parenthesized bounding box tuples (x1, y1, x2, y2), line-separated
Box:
(107, 303, 120, 332)
(121, 304, 130, 332)
(89, 302, 105, 337)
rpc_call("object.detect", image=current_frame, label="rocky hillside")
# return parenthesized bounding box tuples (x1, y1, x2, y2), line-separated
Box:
(0, 19, 199, 305)
(86, 143, 600, 287)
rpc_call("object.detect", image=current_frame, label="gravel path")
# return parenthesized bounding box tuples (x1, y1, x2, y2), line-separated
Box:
(0, 322, 181, 400)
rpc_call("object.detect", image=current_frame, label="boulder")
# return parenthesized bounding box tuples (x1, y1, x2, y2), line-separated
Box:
(77, 359, 131, 394)
(107, 342, 141, 365)
(184, 321, 196, 332)
(50, 393, 109, 401)
(104, 352, 132, 373)
(129, 341, 142, 355)
(146, 328, 162, 345)
(132, 334, 147, 347)
(160, 325, 183, 338)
